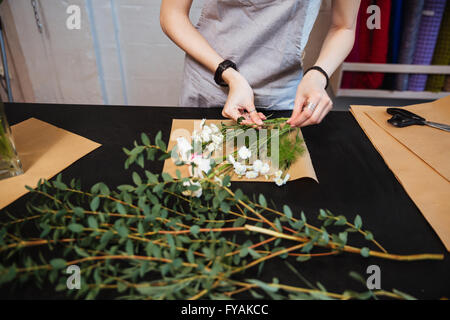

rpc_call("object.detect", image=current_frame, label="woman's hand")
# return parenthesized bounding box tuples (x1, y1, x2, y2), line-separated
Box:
(221, 69, 266, 126)
(287, 70, 333, 127)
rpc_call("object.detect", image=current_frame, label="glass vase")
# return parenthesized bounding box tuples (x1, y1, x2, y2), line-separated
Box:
(0, 100, 23, 180)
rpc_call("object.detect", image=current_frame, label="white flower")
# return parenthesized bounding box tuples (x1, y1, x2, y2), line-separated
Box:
(191, 130, 202, 144)
(192, 155, 211, 177)
(201, 128, 212, 143)
(274, 170, 283, 179)
(233, 162, 247, 176)
(210, 123, 220, 133)
(228, 155, 236, 165)
(274, 177, 284, 186)
(274, 173, 290, 186)
(260, 163, 270, 175)
(211, 133, 224, 146)
(238, 146, 251, 160)
(206, 143, 216, 153)
(200, 119, 206, 128)
(182, 180, 202, 198)
(245, 170, 259, 179)
(252, 160, 264, 173)
(176, 137, 192, 162)
(250, 160, 270, 175)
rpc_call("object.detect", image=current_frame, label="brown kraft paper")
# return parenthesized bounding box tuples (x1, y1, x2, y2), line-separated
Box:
(0, 118, 101, 210)
(350, 98, 450, 251)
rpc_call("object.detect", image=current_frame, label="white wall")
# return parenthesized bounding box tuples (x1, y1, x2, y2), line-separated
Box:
(88, 0, 204, 106)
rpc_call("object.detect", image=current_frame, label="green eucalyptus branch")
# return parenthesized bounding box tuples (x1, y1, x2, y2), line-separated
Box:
(0, 130, 443, 300)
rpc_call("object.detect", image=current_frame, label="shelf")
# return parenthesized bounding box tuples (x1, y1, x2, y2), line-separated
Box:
(341, 62, 450, 74)
(331, 63, 450, 99)
(336, 89, 448, 99)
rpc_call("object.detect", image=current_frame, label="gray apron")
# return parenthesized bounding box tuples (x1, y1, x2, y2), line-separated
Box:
(179, 0, 322, 110)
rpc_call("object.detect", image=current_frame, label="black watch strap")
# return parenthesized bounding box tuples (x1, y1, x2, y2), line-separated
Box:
(214, 60, 237, 87)
(304, 66, 330, 90)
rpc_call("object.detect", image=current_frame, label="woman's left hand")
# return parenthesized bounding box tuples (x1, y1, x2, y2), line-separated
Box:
(287, 70, 333, 127)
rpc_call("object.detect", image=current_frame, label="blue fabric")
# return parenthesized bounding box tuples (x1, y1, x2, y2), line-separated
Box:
(408, 0, 447, 91)
(395, 0, 425, 90)
(389, 0, 404, 63)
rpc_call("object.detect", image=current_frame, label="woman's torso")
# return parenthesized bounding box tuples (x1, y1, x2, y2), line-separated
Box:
(179, 0, 322, 110)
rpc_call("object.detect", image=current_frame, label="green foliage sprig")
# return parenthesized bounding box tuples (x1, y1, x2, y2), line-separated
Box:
(220, 117, 305, 172)
(0, 131, 443, 300)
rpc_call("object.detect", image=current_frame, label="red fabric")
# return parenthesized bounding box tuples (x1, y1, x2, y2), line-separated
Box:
(360, 0, 392, 89)
(341, 0, 372, 89)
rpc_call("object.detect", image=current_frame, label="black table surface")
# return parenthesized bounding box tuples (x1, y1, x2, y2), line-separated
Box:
(2, 102, 449, 299)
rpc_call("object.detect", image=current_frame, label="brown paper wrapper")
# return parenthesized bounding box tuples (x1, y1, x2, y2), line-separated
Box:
(162, 119, 317, 183)
(0, 118, 101, 210)
(350, 96, 450, 251)
(365, 95, 450, 182)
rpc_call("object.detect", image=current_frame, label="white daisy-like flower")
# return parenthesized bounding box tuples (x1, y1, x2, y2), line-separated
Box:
(182, 180, 202, 198)
(233, 162, 247, 176)
(274, 170, 283, 179)
(274, 177, 284, 186)
(176, 137, 192, 162)
(201, 126, 212, 143)
(252, 160, 264, 173)
(245, 170, 259, 179)
(238, 146, 251, 160)
(206, 143, 216, 153)
(191, 155, 211, 177)
(211, 133, 223, 146)
(260, 163, 270, 175)
(214, 176, 222, 185)
(274, 173, 290, 186)
(210, 123, 220, 133)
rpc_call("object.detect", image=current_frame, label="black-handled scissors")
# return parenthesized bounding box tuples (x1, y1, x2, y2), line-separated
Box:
(386, 108, 450, 132)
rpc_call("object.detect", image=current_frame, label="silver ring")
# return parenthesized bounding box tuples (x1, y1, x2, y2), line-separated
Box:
(247, 108, 257, 113)
(306, 102, 317, 112)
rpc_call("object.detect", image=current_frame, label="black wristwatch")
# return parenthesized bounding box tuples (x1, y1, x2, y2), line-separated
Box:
(214, 60, 237, 87)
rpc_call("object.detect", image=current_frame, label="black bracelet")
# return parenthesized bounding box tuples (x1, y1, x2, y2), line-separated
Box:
(304, 66, 330, 90)
(214, 60, 237, 87)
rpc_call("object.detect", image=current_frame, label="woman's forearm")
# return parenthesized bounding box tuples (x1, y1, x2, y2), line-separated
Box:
(313, 26, 356, 78)
(311, 0, 360, 79)
(160, 0, 223, 73)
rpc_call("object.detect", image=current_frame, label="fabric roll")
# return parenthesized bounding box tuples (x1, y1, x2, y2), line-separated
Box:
(408, 0, 447, 91)
(383, 0, 404, 89)
(388, 0, 404, 64)
(341, 0, 371, 89)
(426, 2, 450, 92)
(384, 0, 404, 89)
(445, 76, 450, 91)
(360, 0, 392, 89)
(395, 0, 425, 90)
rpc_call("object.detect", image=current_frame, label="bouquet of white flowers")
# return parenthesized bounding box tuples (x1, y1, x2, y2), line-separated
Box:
(173, 117, 305, 188)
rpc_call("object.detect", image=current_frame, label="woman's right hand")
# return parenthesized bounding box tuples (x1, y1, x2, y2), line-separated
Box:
(221, 69, 265, 126)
